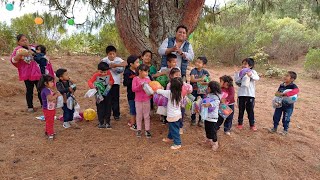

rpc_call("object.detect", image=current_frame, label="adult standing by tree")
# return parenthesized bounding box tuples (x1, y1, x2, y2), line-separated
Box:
(158, 25, 194, 79)
(10, 34, 42, 112)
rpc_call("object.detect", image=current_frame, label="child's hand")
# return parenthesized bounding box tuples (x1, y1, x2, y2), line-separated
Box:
(246, 71, 252, 77)
(109, 63, 116, 68)
(202, 103, 211, 108)
(275, 91, 284, 97)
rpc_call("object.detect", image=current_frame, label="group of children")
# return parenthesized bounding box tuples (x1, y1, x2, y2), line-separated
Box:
(38, 45, 300, 150)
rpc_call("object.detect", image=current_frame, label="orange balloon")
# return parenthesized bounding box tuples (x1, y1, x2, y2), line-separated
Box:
(34, 17, 43, 25)
(148, 81, 162, 92)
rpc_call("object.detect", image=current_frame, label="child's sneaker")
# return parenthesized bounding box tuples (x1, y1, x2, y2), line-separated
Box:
(63, 122, 71, 129)
(179, 128, 184, 135)
(191, 119, 196, 126)
(198, 120, 203, 127)
(170, 144, 182, 150)
(98, 124, 106, 129)
(211, 141, 219, 151)
(162, 138, 173, 143)
(136, 130, 142, 138)
(114, 116, 120, 121)
(130, 124, 137, 131)
(48, 134, 55, 141)
(250, 125, 257, 131)
(106, 123, 112, 129)
(224, 131, 231, 136)
(236, 124, 243, 130)
(279, 130, 288, 136)
(27, 108, 35, 113)
(268, 127, 277, 133)
(145, 131, 152, 138)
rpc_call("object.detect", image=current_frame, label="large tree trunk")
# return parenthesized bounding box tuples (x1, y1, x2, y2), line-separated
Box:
(114, 0, 205, 66)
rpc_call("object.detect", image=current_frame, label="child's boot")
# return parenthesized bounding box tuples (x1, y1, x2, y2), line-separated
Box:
(211, 141, 219, 151)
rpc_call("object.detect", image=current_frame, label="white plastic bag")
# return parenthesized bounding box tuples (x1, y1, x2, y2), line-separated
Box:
(67, 95, 76, 110)
(73, 103, 82, 120)
(84, 89, 97, 98)
(143, 83, 154, 95)
(56, 95, 64, 108)
(200, 106, 208, 120)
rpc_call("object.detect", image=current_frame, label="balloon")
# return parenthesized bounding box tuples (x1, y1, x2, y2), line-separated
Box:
(188, 33, 193, 40)
(182, 83, 192, 97)
(156, 75, 169, 88)
(149, 81, 162, 92)
(34, 17, 44, 25)
(239, 68, 251, 78)
(6, 3, 14, 11)
(282, 89, 298, 104)
(153, 93, 168, 106)
(67, 19, 75, 25)
(83, 108, 97, 121)
(221, 92, 228, 99)
(17, 48, 28, 55)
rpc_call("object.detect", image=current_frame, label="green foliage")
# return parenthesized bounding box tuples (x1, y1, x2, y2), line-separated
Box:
(265, 67, 287, 78)
(0, 22, 14, 54)
(305, 49, 320, 78)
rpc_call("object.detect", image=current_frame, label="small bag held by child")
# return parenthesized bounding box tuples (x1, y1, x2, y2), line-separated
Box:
(56, 95, 64, 108)
(218, 104, 233, 119)
(67, 95, 76, 110)
(272, 96, 283, 108)
(143, 83, 154, 96)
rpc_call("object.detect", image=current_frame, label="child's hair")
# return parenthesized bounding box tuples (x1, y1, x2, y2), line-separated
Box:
(219, 75, 233, 87)
(36, 45, 46, 55)
(142, 50, 152, 58)
(38, 75, 54, 91)
(126, 55, 139, 69)
(105, 45, 117, 54)
(170, 77, 183, 105)
(208, 81, 222, 96)
(98, 62, 110, 71)
(288, 71, 297, 80)
(167, 53, 177, 62)
(197, 56, 208, 65)
(16, 34, 25, 42)
(56, 68, 67, 78)
(137, 64, 150, 75)
(242, 58, 255, 69)
(176, 25, 188, 33)
(169, 68, 181, 77)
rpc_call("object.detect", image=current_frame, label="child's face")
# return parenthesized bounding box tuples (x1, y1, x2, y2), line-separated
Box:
(139, 70, 148, 78)
(242, 61, 250, 69)
(283, 73, 293, 84)
(195, 59, 205, 69)
(142, 52, 152, 64)
(36, 48, 41, 54)
(170, 71, 181, 79)
(59, 72, 70, 81)
(107, 51, 117, 61)
(131, 59, 140, 69)
(167, 58, 177, 68)
(99, 70, 108, 76)
(46, 81, 55, 88)
(220, 79, 228, 88)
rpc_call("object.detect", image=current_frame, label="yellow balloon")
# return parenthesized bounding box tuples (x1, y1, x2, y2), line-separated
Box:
(83, 108, 97, 121)
(34, 17, 43, 25)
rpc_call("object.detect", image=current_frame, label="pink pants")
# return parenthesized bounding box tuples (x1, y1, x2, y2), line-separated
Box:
(135, 101, 151, 131)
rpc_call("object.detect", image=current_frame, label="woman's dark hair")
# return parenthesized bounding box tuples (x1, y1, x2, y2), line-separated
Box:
(170, 77, 183, 106)
(98, 62, 110, 71)
(219, 75, 233, 87)
(16, 34, 26, 42)
(207, 81, 222, 96)
(169, 68, 181, 78)
(176, 25, 188, 33)
(141, 50, 152, 59)
(36, 45, 46, 55)
(126, 55, 139, 69)
(38, 75, 54, 91)
(137, 64, 149, 75)
(242, 58, 255, 69)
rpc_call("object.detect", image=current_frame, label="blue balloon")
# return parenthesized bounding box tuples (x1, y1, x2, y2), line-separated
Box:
(6, 3, 14, 11)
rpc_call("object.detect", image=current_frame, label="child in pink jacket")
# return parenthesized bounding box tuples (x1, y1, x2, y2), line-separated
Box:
(132, 64, 151, 138)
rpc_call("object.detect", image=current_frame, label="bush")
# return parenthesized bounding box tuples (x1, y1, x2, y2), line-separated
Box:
(265, 67, 287, 78)
(305, 49, 320, 78)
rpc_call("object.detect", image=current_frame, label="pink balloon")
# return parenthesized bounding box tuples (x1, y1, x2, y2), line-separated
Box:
(221, 92, 228, 99)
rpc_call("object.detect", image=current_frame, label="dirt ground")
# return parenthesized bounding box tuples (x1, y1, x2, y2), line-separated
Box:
(0, 55, 319, 180)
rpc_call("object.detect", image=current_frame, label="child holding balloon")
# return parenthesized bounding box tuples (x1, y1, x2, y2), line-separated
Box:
(269, 71, 299, 135)
(132, 64, 152, 138)
(215, 75, 235, 136)
(201, 81, 221, 151)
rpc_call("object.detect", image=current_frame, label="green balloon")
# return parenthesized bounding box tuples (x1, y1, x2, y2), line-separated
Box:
(6, 4, 14, 11)
(67, 19, 75, 25)
(156, 75, 169, 88)
(188, 33, 193, 40)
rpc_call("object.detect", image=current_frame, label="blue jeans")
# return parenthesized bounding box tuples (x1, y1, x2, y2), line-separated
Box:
(180, 108, 185, 128)
(168, 121, 181, 145)
(62, 103, 75, 122)
(128, 100, 136, 115)
(273, 105, 294, 131)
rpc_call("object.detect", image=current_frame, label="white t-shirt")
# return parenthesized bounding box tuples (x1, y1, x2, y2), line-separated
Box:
(156, 89, 181, 122)
(234, 70, 259, 97)
(101, 57, 124, 85)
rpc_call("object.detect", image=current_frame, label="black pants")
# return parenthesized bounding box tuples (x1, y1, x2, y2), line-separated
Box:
(110, 84, 120, 117)
(96, 95, 112, 125)
(24, 80, 42, 108)
(238, 96, 255, 126)
(62, 103, 75, 122)
(191, 90, 204, 122)
(204, 120, 217, 142)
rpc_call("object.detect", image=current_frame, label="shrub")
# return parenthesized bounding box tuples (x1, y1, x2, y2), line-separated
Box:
(305, 49, 320, 78)
(265, 67, 287, 78)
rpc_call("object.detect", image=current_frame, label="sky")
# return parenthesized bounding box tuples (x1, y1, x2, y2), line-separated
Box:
(0, 0, 231, 34)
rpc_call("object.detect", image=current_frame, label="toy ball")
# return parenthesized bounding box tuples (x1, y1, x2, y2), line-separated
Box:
(182, 83, 192, 97)
(153, 93, 168, 106)
(111, 61, 125, 74)
(282, 89, 298, 104)
(6, 3, 14, 11)
(17, 48, 28, 55)
(83, 108, 97, 121)
(149, 81, 162, 91)
(67, 18, 75, 25)
(34, 17, 44, 25)
(156, 75, 169, 88)
(239, 68, 251, 78)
